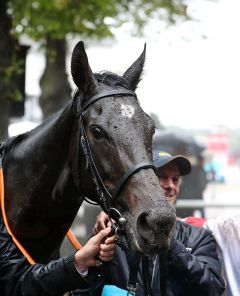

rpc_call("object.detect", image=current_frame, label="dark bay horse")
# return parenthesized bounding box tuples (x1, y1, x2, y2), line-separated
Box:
(1, 41, 176, 263)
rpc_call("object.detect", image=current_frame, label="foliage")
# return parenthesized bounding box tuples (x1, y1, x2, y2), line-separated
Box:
(9, 0, 190, 41)
(0, 53, 24, 102)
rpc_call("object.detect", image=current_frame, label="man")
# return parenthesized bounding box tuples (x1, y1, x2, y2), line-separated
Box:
(177, 155, 207, 218)
(0, 215, 115, 296)
(91, 150, 225, 296)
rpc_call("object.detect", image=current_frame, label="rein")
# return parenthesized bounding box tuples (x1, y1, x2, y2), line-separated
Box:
(0, 143, 81, 265)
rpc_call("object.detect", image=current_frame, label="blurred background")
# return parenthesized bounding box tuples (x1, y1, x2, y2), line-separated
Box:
(1, 0, 240, 252)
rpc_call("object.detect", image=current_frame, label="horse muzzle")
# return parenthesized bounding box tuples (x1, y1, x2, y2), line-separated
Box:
(131, 206, 176, 255)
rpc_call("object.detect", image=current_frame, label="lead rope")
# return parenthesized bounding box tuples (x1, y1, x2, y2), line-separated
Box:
(142, 251, 168, 296)
(0, 163, 36, 264)
(0, 154, 82, 265)
(126, 251, 141, 295)
(142, 256, 152, 296)
(159, 248, 168, 296)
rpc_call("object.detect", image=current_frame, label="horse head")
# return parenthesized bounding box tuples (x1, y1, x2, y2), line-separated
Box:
(71, 41, 176, 255)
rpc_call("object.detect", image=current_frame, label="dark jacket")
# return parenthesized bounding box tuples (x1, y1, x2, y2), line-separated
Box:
(88, 220, 225, 296)
(0, 216, 89, 296)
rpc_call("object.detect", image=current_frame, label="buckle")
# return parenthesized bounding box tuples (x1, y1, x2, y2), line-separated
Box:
(127, 283, 138, 295)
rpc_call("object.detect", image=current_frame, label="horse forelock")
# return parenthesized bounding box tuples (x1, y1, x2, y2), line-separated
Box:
(94, 71, 132, 90)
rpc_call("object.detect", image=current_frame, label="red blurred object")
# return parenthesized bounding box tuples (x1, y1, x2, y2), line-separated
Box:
(181, 217, 207, 228)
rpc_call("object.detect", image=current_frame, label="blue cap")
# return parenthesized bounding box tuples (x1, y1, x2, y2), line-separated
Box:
(153, 151, 191, 176)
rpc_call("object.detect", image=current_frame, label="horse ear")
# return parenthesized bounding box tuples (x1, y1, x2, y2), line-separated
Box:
(71, 41, 98, 94)
(123, 43, 146, 91)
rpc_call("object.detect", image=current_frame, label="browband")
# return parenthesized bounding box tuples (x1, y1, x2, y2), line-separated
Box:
(76, 89, 136, 118)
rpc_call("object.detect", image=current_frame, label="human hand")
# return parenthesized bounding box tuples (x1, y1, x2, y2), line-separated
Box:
(92, 211, 113, 235)
(75, 227, 115, 269)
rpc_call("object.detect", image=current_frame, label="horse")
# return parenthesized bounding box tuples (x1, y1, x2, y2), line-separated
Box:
(1, 41, 176, 264)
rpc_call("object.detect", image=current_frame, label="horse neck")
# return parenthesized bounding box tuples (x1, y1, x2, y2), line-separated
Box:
(4, 100, 81, 215)
(3, 101, 83, 262)
(10, 102, 75, 178)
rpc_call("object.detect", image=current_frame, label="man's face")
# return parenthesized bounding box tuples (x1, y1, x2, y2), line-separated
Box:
(157, 162, 181, 206)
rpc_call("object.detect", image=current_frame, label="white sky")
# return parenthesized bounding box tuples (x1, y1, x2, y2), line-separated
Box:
(26, 0, 240, 130)
(86, 0, 240, 130)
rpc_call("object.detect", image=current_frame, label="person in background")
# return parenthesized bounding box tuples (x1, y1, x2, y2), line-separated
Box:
(177, 154, 208, 218)
(0, 215, 116, 296)
(204, 214, 240, 296)
(184, 212, 240, 296)
(90, 151, 225, 296)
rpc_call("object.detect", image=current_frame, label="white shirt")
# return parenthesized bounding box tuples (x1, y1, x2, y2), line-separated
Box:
(206, 214, 240, 296)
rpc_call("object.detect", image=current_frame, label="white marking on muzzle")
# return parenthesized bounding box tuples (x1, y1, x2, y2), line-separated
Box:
(121, 104, 135, 118)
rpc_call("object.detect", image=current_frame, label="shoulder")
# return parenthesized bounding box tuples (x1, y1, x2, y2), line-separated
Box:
(206, 214, 240, 246)
(176, 218, 207, 234)
(206, 214, 240, 233)
(175, 219, 215, 248)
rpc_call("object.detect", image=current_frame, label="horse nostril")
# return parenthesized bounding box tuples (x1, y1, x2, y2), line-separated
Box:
(136, 209, 176, 246)
(137, 212, 155, 242)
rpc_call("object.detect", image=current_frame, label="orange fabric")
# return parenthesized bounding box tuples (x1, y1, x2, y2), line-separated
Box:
(67, 229, 82, 249)
(0, 168, 36, 264)
(0, 167, 82, 265)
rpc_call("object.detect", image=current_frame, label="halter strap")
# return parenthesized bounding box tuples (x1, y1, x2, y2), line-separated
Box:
(80, 123, 112, 213)
(112, 162, 157, 201)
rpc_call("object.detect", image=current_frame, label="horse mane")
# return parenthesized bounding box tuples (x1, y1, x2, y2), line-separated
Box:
(5, 109, 65, 153)
(94, 71, 132, 90)
(5, 133, 29, 151)
(4, 72, 133, 152)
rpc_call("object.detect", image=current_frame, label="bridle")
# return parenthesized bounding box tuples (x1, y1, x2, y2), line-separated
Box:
(72, 89, 163, 295)
(73, 88, 157, 225)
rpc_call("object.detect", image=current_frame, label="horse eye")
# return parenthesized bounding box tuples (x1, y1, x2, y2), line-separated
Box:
(90, 126, 104, 139)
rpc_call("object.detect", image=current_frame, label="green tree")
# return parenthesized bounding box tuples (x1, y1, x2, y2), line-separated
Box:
(0, 0, 11, 141)
(0, 0, 191, 139)
(0, 0, 23, 141)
